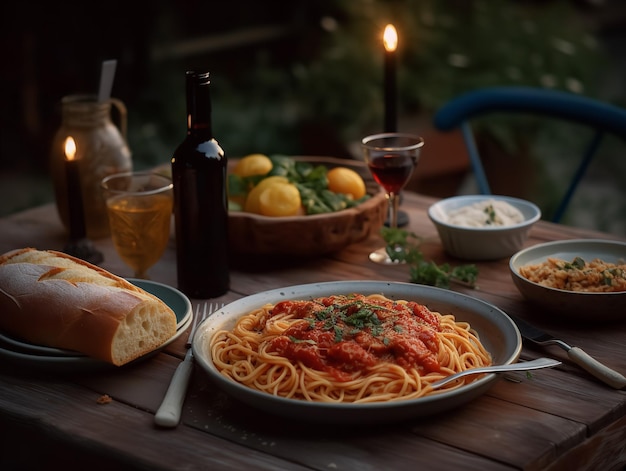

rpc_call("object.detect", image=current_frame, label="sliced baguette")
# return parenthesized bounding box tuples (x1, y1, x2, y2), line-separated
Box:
(0, 248, 178, 366)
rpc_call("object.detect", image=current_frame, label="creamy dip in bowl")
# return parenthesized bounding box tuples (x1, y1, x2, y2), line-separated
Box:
(428, 195, 541, 260)
(446, 199, 524, 228)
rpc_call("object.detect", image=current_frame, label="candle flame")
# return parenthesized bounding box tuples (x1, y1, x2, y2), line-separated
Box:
(383, 24, 398, 52)
(64, 136, 77, 161)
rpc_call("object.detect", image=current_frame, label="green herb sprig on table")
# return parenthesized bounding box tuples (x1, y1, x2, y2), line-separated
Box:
(381, 227, 479, 289)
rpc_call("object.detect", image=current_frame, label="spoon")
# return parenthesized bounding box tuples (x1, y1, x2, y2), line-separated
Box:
(430, 357, 561, 389)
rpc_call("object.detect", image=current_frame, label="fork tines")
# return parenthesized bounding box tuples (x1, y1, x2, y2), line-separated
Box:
(186, 302, 218, 347)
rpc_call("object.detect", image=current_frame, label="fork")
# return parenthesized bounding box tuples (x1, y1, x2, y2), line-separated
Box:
(154, 302, 217, 427)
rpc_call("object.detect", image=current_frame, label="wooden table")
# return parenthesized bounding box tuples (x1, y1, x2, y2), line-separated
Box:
(0, 192, 624, 471)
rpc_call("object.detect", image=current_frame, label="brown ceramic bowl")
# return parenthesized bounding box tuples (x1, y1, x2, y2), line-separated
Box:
(228, 156, 387, 257)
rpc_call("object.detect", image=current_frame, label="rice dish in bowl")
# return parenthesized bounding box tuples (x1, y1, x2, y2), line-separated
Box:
(509, 239, 626, 322)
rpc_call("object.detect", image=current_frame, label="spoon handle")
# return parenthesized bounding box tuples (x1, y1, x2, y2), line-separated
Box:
(430, 357, 561, 389)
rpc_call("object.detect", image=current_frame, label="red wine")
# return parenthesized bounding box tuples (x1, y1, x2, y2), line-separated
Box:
(172, 71, 229, 298)
(367, 153, 416, 194)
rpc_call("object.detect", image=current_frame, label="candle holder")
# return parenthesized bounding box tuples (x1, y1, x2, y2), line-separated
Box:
(63, 237, 104, 265)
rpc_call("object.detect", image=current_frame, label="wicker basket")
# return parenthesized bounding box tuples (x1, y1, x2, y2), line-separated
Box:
(228, 157, 387, 256)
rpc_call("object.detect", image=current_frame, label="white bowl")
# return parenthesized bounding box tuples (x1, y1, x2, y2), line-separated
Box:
(428, 195, 541, 260)
(509, 239, 626, 322)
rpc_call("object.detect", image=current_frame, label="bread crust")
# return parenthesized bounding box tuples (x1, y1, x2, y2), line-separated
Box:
(0, 248, 178, 366)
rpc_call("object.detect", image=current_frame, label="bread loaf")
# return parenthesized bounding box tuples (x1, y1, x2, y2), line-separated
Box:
(0, 248, 178, 366)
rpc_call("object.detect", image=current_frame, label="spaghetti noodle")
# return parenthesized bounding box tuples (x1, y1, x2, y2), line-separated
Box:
(210, 294, 492, 403)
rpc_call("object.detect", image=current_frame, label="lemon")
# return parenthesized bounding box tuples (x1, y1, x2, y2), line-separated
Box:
(232, 154, 273, 177)
(244, 176, 290, 214)
(258, 182, 302, 217)
(327, 167, 366, 199)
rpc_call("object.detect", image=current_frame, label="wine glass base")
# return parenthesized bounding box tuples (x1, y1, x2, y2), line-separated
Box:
(368, 247, 406, 265)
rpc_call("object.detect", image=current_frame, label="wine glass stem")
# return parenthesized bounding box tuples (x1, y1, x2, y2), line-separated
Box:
(388, 192, 400, 229)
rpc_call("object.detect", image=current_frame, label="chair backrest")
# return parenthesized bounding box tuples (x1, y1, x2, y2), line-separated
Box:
(433, 86, 626, 222)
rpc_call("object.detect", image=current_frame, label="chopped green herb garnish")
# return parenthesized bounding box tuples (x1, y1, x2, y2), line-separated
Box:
(564, 256, 586, 270)
(483, 204, 497, 225)
(288, 336, 316, 345)
(305, 299, 389, 341)
(333, 325, 344, 342)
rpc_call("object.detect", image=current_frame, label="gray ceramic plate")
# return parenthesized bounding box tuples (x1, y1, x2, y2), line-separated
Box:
(0, 279, 192, 369)
(509, 239, 626, 322)
(192, 281, 522, 424)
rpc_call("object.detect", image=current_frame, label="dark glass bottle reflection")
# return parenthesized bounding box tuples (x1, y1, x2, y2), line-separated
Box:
(172, 71, 229, 298)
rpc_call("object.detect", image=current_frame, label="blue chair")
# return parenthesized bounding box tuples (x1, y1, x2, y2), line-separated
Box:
(432, 86, 626, 222)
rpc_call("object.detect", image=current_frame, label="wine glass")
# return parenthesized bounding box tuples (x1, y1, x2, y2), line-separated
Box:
(362, 133, 424, 264)
(101, 171, 173, 279)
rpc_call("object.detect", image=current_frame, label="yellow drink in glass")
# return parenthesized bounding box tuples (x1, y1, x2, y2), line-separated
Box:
(102, 172, 173, 279)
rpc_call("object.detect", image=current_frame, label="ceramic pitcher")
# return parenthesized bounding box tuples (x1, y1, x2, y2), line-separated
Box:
(50, 94, 132, 239)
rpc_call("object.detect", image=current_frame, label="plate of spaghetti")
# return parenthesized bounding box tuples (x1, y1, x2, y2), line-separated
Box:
(192, 281, 521, 423)
(510, 239, 626, 322)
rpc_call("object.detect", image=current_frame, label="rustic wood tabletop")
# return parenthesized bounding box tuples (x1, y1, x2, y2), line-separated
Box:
(0, 192, 624, 471)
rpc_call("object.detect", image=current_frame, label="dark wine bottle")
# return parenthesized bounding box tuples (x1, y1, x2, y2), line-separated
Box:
(171, 71, 229, 298)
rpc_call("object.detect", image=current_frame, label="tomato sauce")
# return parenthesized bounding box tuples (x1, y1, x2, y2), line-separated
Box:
(267, 294, 442, 381)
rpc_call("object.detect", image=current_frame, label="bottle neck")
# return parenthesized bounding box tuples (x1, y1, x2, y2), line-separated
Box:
(185, 71, 213, 135)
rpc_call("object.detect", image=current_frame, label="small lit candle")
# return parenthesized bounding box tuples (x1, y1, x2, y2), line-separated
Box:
(64, 136, 87, 240)
(383, 24, 398, 133)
